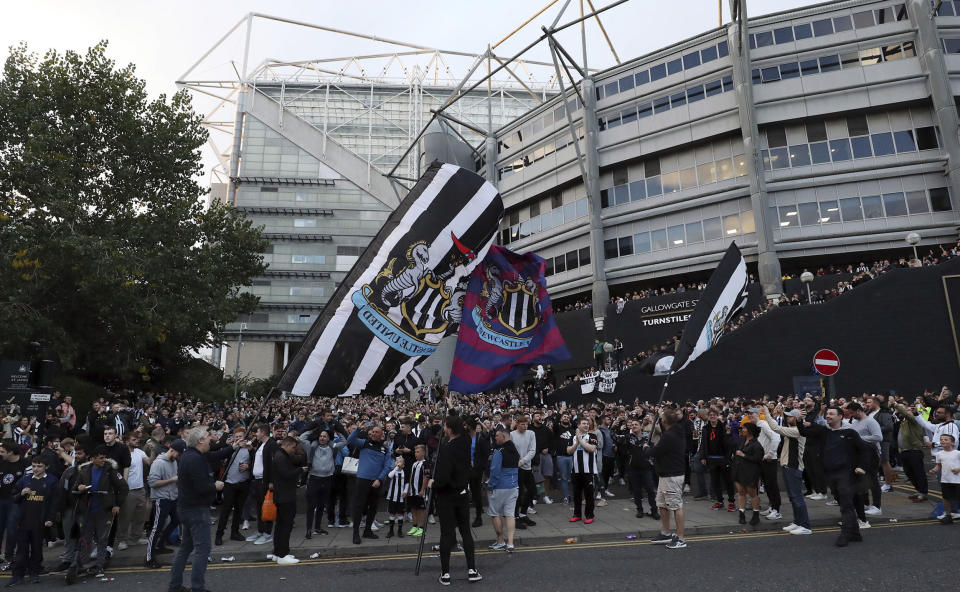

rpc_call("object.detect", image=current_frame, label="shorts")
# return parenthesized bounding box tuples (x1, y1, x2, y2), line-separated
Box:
(941, 482, 960, 501)
(388, 500, 405, 515)
(487, 488, 519, 517)
(655, 475, 685, 511)
(880, 442, 891, 464)
(407, 495, 425, 510)
(539, 453, 554, 478)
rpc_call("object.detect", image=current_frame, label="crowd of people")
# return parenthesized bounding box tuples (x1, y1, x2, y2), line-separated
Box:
(0, 381, 958, 586)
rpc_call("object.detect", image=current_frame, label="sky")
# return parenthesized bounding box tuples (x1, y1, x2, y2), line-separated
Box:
(1, 0, 814, 181)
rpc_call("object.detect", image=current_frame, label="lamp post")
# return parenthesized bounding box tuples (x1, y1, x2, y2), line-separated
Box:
(905, 232, 921, 265)
(800, 271, 814, 304)
(232, 322, 246, 402)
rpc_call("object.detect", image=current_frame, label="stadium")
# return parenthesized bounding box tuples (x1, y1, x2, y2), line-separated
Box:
(180, 0, 960, 394)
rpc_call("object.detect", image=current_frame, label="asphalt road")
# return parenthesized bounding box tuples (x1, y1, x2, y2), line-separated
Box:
(19, 521, 953, 592)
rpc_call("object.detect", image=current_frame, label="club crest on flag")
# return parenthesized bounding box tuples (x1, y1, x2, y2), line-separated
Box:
(470, 268, 541, 350)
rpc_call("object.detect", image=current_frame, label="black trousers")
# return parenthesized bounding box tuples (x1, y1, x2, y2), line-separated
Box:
(600, 456, 616, 491)
(900, 449, 928, 495)
(707, 458, 734, 503)
(804, 449, 827, 494)
(760, 460, 781, 511)
(826, 470, 860, 539)
(272, 502, 295, 558)
(626, 467, 656, 512)
(327, 472, 350, 524)
(514, 468, 536, 517)
(12, 526, 43, 579)
(468, 470, 484, 518)
(216, 481, 249, 536)
(306, 475, 331, 532)
(352, 478, 380, 534)
(571, 472, 595, 519)
(146, 499, 178, 561)
(436, 494, 476, 574)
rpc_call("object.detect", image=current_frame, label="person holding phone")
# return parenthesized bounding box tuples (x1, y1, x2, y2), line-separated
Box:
(566, 417, 598, 524)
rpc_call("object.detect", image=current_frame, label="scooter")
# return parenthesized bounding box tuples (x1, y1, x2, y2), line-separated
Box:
(65, 491, 110, 586)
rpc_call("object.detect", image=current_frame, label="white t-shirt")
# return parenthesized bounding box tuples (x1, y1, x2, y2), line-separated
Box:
(253, 444, 265, 479)
(936, 449, 960, 484)
(128, 448, 148, 489)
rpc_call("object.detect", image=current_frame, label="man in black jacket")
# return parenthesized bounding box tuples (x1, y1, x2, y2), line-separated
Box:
(167, 427, 225, 592)
(698, 409, 734, 510)
(466, 419, 491, 527)
(618, 417, 658, 520)
(801, 406, 872, 547)
(646, 408, 687, 549)
(270, 437, 305, 565)
(74, 446, 129, 578)
(246, 424, 278, 545)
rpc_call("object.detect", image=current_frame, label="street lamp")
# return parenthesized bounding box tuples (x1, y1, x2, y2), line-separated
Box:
(800, 271, 814, 304)
(905, 232, 920, 265)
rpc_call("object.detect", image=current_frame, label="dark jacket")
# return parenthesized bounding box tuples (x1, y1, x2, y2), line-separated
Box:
(13, 473, 60, 526)
(74, 459, 129, 513)
(800, 423, 872, 475)
(649, 423, 686, 477)
(271, 448, 304, 505)
(432, 435, 471, 498)
(731, 438, 764, 485)
(468, 432, 491, 474)
(616, 431, 653, 470)
(255, 438, 279, 485)
(177, 447, 218, 509)
(697, 420, 731, 459)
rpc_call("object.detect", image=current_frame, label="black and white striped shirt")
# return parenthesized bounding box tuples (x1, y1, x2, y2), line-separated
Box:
(569, 432, 599, 474)
(408, 459, 426, 497)
(386, 466, 406, 502)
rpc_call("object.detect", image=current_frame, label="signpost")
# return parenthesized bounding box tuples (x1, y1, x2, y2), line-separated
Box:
(813, 349, 840, 376)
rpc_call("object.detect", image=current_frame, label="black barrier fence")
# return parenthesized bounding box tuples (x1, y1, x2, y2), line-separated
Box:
(548, 256, 960, 404)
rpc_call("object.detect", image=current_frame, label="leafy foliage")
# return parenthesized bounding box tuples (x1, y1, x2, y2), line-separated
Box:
(0, 42, 266, 383)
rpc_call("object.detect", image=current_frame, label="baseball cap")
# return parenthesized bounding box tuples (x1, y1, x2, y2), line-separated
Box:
(170, 439, 187, 453)
(747, 407, 761, 414)
(784, 409, 801, 418)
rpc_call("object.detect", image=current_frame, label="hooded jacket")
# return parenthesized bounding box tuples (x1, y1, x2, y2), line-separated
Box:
(74, 458, 129, 514)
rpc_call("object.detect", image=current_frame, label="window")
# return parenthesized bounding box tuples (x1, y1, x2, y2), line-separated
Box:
(800, 59, 820, 76)
(875, 6, 894, 23)
(292, 255, 326, 264)
(619, 75, 635, 92)
(600, 189, 610, 208)
(718, 40, 729, 57)
(810, 141, 831, 164)
(566, 251, 580, 270)
(294, 218, 317, 227)
(723, 75, 734, 92)
(734, 155, 748, 176)
(945, 39, 960, 54)
(576, 198, 588, 218)
(295, 191, 310, 201)
(685, 221, 704, 243)
(667, 58, 682, 75)
(647, 159, 664, 178)
(871, 132, 895, 156)
(637, 102, 653, 118)
(839, 197, 863, 221)
(630, 181, 646, 201)
(937, 1, 956, 15)
(840, 51, 860, 69)
(621, 108, 638, 124)
(767, 126, 787, 147)
(806, 120, 827, 142)
(789, 144, 811, 167)
(701, 45, 718, 63)
(902, 41, 916, 58)
(818, 54, 841, 72)
(774, 26, 793, 44)
(915, 126, 939, 150)
(614, 184, 630, 206)
(861, 195, 883, 219)
(930, 187, 953, 211)
(679, 167, 697, 190)
(851, 136, 873, 158)
(667, 225, 686, 246)
(703, 217, 722, 240)
(833, 15, 853, 33)
(650, 63, 667, 81)
(544, 258, 554, 276)
(697, 162, 717, 185)
(860, 47, 883, 66)
(604, 81, 619, 98)
(882, 192, 908, 216)
(717, 158, 734, 181)
(653, 96, 670, 114)
(741, 210, 756, 234)
(670, 92, 687, 108)
(812, 18, 833, 37)
(780, 62, 800, 79)
(847, 115, 869, 137)
(661, 171, 680, 194)
(635, 70, 650, 86)
(604, 239, 618, 259)
(794, 23, 813, 40)
(634, 232, 651, 253)
(883, 44, 903, 61)
(722, 214, 741, 236)
(905, 190, 929, 214)
(894, 130, 917, 152)
(798, 202, 821, 225)
(829, 138, 852, 161)
(647, 176, 663, 197)
(683, 51, 701, 69)
(752, 68, 762, 85)
(778, 206, 799, 227)
(705, 79, 722, 97)
(853, 10, 875, 29)
(756, 31, 774, 47)
(554, 255, 566, 273)
(770, 147, 790, 169)
(651, 229, 668, 251)
(819, 200, 840, 223)
(687, 84, 705, 103)
(606, 114, 621, 129)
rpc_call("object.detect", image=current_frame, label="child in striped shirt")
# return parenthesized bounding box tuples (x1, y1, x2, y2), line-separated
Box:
(386, 456, 407, 538)
(406, 445, 428, 537)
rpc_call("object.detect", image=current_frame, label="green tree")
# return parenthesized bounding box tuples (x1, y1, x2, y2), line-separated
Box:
(0, 42, 266, 383)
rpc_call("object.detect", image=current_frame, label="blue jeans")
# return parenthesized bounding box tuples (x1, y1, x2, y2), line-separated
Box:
(168, 506, 211, 592)
(782, 466, 810, 529)
(0, 499, 20, 558)
(555, 456, 572, 500)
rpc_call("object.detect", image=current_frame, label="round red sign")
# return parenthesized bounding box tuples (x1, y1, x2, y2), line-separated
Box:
(813, 349, 839, 376)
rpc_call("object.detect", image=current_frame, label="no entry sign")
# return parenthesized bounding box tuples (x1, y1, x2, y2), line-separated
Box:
(813, 349, 839, 376)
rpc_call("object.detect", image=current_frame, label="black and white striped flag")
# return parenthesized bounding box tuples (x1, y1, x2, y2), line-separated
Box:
(669, 242, 749, 373)
(277, 162, 503, 397)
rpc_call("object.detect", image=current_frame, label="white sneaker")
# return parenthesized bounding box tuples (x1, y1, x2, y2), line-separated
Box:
(619, 478, 626, 486)
(864, 505, 881, 516)
(758, 484, 765, 494)
(266, 554, 276, 561)
(370, 523, 379, 531)
(373, 520, 383, 528)
(782, 523, 799, 531)
(428, 515, 436, 524)
(543, 496, 554, 504)
(277, 555, 300, 565)
(858, 520, 871, 529)
(766, 510, 782, 520)
(241, 520, 250, 530)
(245, 533, 260, 542)
(805, 493, 817, 499)
(790, 527, 812, 535)
(136, 538, 150, 545)
(596, 492, 602, 500)
(605, 490, 615, 498)
(526, 506, 537, 514)
(759, 507, 772, 516)
(952, 513, 960, 519)
(880, 484, 892, 493)
(936, 513, 946, 520)
(254, 534, 273, 545)
(683, 484, 691, 493)
(116, 542, 128, 551)
(825, 500, 839, 506)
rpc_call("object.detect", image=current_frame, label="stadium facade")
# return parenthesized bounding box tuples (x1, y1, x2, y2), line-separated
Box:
(195, 0, 960, 381)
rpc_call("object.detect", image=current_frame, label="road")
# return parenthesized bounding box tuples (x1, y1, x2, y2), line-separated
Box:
(21, 521, 951, 591)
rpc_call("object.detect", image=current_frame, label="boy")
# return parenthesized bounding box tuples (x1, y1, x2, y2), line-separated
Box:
(406, 445, 428, 537)
(929, 434, 960, 525)
(8, 457, 59, 586)
(385, 457, 406, 538)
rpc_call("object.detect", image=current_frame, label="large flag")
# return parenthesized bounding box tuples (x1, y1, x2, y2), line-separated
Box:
(669, 242, 749, 373)
(277, 163, 503, 397)
(449, 245, 570, 394)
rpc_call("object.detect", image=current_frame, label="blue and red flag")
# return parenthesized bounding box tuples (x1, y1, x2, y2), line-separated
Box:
(449, 245, 570, 394)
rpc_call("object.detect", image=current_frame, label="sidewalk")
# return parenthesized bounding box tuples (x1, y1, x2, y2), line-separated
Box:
(105, 480, 939, 567)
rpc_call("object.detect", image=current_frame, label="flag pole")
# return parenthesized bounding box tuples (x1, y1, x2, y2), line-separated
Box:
(655, 372, 673, 407)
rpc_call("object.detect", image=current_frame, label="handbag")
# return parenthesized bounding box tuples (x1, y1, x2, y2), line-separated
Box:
(261, 491, 277, 522)
(341, 456, 360, 476)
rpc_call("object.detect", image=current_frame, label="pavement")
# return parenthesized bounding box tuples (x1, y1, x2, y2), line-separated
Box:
(96, 476, 942, 567)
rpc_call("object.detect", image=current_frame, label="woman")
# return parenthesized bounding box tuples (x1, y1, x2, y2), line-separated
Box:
(13, 416, 34, 453)
(732, 422, 764, 526)
(428, 415, 481, 586)
(566, 417, 599, 523)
